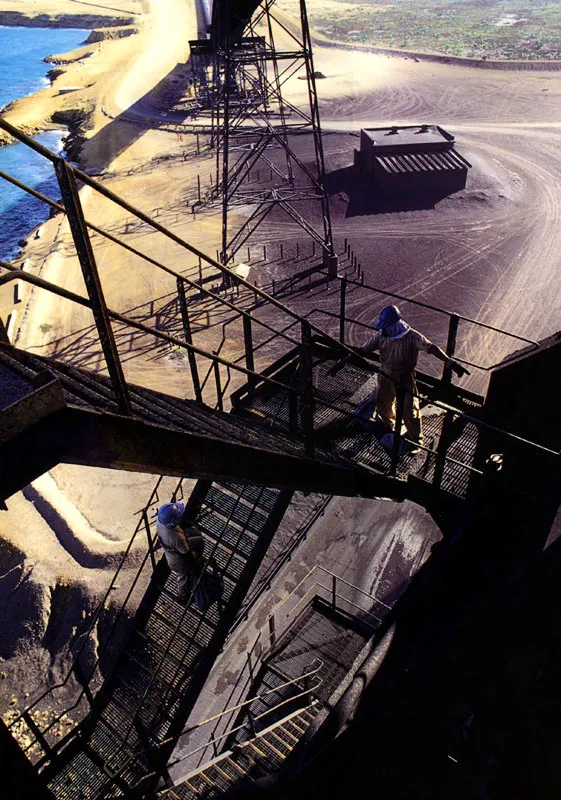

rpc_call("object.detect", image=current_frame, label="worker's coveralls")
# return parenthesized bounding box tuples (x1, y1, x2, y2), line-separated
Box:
(360, 328, 432, 445)
(156, 520, 204, 602)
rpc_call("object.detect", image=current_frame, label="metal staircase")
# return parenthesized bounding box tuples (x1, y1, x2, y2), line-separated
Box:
(23, 480, 293, 798)
(0, 342, 405, 502)
(165, 703, 319, 799)
(157, 564, 383, 799)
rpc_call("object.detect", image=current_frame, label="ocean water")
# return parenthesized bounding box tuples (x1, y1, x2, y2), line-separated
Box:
(0, 26, 88, 260)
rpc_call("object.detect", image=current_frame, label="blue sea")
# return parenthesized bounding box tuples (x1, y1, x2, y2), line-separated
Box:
(0, 26, 88, 260)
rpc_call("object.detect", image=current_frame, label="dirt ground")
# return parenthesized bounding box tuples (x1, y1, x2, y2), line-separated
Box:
(1, 0, 561, 740)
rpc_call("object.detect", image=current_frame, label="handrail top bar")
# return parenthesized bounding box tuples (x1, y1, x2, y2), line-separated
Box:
(273, 562, 388, 618)
(0, 119, 333, 338)
(180, 660, 323, 736)
(315, 268, 539, 347)
(313, 564, 393, 608)
(312, 308, 535, 371)
(107, 671, 323, 773)
(166, 695, 321, 773)
(0, 168, 301, 350)
(0, 264, 300, 397)
(2, 263, 558, 457)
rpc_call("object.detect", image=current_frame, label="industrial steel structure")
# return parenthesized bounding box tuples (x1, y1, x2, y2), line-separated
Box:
(0, 1, 560, 795)
(190, 0, 338, 274)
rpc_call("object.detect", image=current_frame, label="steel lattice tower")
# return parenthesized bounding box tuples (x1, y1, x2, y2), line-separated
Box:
(192, 0, 338, 276)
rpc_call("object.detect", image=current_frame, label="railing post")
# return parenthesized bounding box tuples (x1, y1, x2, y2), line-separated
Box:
(198, 256, 203, 297)
(339, 276, 347, 343)
(247, 649, 255, 684)
(213, 353, 223, 411)
(442, 314, 460, 384)
(288, 389, 299, 435)
(300, 321, 315, 458)
(432, 409, 454, 489)
(390, 384, 405, 476)
(210, 732, 218, 758)
(243, 315, 256, 393)
(268, 615, 276, 650)
(176, 279, 203, 403)
(247, 708, 257, 738)
(331, 575, 337, 610)
(54, 159, 132, 416)
(143, 510, 157, 570)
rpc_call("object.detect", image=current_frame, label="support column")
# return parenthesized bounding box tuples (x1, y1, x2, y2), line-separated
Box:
(54, 159, 132, 416)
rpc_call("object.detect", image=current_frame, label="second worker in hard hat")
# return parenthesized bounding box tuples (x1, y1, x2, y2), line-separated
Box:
(156, 502, 204, 603)
(357, 305, 469, 453)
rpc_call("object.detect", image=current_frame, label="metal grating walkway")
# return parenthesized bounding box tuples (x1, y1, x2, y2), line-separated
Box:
(236, 345, 483, 501)
(34, 481, 293, 798)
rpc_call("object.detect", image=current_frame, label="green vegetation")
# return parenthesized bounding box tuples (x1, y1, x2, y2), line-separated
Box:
(39, 323, 52, 334)
(279, 0, 561, 60)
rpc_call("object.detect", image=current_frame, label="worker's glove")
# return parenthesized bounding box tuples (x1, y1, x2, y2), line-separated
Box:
(450, 359, 470, 378)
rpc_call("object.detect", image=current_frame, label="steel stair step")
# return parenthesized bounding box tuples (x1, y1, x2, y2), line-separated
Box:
(267, 728, 295, 752)
(257, 732, 287, 762)
(109, 680, 176, 736)
(205, 542, 246, 583)
(157, 571, 223, 625)
(203, 763, 232, 792)
(133, 628, 204, 672)
(197, 516, 257, 561)
(146, 608, 215, 656)
(9, 350, 121, 412)
(127, 636, 202, 688)
(0, 349, 38, 382)
(212, 481, 278, 519)
(152, 594, 217, 643)
(132, 385, 303, 453)
(202, 486, 269, 534)
(216, 482, 280, 512)
(285, 717, 307, 736)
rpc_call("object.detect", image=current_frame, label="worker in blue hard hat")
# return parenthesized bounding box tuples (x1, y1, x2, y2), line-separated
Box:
(156, 502, 204, 603)
(357, 304, 469, 453)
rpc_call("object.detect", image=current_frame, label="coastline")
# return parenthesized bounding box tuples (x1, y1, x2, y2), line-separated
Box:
(0, 10, 134, 28)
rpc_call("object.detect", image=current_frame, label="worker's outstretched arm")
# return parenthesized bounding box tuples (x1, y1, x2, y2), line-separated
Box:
(428, 343, 470, 377)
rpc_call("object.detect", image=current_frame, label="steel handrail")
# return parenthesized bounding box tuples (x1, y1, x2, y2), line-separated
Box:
(306, 564, 391, 606)
(308, 306, 532, 374)
(126, 695, 322, 792)
(303, 352, 560, 458)
(103, 661, 323, 777)
(273, 563, 390, 623)
(313, 268, 540, 349)
(287, 582, 384, 626)
(0, 168, 301, 352)
(167, 689, 321, 769)
(231, 495, 333, 634)
(3, 128, 552, 465)
(0, 266, 300, 400)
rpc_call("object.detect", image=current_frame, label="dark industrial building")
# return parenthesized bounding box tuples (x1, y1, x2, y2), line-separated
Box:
(355, 124, 471, 193)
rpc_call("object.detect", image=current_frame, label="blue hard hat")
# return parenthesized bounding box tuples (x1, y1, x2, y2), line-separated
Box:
(374, 305, 401, 330)
(157, 502, 185, 526)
